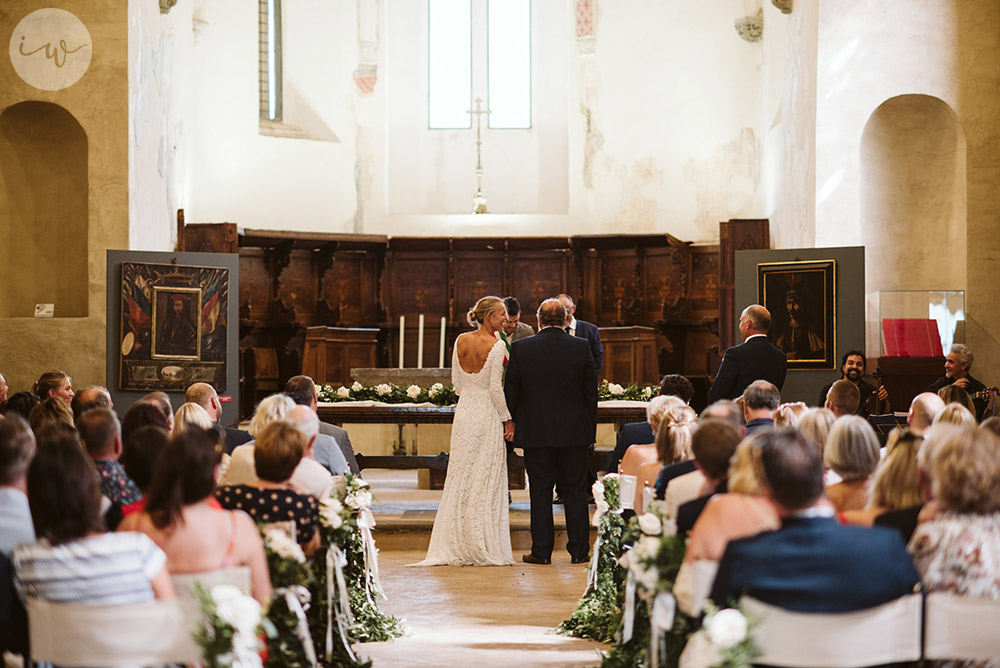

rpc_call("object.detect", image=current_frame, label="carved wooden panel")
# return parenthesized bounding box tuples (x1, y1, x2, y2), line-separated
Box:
(599, 326, 658, 385)
(690, 246, 720, 314)
(389, 255, 450, 316)
(453, 252, 505, 313)
(180, 223, 238, 253)
(645, 247, 688, 319)
(318, 252, 380, 326)
(508, 251, 569, 328)
(239, 250, 270, 323)
(719, 219, 769, 350)
(275, 250, 317, 324)
(598, 251, 642, 325)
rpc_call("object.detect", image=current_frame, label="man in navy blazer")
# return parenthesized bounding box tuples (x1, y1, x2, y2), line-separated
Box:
(505, 298, 598, 564)
(710, 429, 920, 612)
(708, 305, 787, 403)
(557, 293, 603, 374)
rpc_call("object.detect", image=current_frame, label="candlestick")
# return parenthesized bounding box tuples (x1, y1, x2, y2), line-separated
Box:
(398, 315, 405, 369)
(439, 316, 447, 367)
(417, 314, 425, 369)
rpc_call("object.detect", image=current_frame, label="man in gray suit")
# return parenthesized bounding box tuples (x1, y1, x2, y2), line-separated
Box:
(285, 375, 358, 474)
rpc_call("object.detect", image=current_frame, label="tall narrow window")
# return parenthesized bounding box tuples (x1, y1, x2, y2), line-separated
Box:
(258, 0, 282, 122)
(487, 0, 531, 128)
(427, 0, 531, 130)
(428, 0, 472, 129)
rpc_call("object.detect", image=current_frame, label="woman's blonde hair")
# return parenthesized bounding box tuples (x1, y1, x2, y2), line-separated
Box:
(869, 428, 923, 510)
(774, 402, 807, 428)
(467, 296, 505, 329)
(938, 385, 977, 417)
(728, 434, 766, 495)
(646, 395, 685, 432)
(248, 394, 295, 438)
(799, 407, 836, 456)
(32, 371, 69, 400)
(929, 426, 1000, 513)
(823, 415, 880, 482)
(173, 402, 214, 435)
(933, 402, 976, 429)
(653, 403, 697, 464)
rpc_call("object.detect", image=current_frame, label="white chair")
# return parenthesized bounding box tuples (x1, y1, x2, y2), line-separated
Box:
(172, 564, 253, 599)
(924, 591, 1000, 661)
(26, 597, 202, 667)
(673, 559, 718, 616)
(740, 594, 922, 668)
(618, 474, 636, 511)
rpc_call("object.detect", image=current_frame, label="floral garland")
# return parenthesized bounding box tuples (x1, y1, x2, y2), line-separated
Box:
(557, 473, 627, 642)
(319, 380, 658, 406)
(262, 528, 316, 668)
(194, 582, 270, 668)
(309, 474, 403, 668)
(601, 509, 693, 668)
(678, 603, 759, 668)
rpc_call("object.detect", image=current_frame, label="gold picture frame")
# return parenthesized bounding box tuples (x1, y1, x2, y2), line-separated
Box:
(757, 259, 836, 369)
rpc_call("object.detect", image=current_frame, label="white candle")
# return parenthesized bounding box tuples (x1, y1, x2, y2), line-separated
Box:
(439, 316, 447, 368)
(417, 313, 425, 369)
(398, 315, 405, 369)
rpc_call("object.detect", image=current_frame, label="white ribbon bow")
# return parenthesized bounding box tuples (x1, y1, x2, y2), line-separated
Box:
(274, 585, 318, 668)
(357, 508, 386, 602)
(325, 545, 356, 662)
(622, 572, 637, 643)
(649, 592, 677, 668)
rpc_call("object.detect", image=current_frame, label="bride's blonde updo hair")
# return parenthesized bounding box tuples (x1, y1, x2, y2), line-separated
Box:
(467, 296, 505, 329)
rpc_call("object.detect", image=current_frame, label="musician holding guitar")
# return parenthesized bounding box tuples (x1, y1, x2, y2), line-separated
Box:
(925, 343, 992, 420)
(818, 350, 889, 417)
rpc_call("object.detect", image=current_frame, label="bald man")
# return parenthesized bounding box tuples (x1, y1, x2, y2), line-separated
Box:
(907, 392, 946, 435)
(185, 382, 251, 453)
(708, 305, 787, 402)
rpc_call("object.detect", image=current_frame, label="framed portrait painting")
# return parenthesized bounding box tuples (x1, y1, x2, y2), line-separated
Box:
(757, 259, 836, 369)
(119, 262, 229, 391)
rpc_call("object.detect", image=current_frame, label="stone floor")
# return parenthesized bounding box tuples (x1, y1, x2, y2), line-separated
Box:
(355, 470, 609, 667)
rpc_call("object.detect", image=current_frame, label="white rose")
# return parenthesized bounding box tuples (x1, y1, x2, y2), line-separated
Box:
(643, 386, 654, 399)
(592, 479, 605, 500)
(319, 497, 344, 529)
(638, 512, 663, 536)
(351, 381, 363, 392)
(212, 585, 261, 638)
(609, 383, 624, 396)
(602, 472, 619, 481)
(345, 489, 373, 509)
(431, 382, 444, 391)
(592, 499, 610, 526)
(634, 564, 660, 591)
(706, 608, 748, 649)
(406, 384, 421, 399)
(265, 529, 305, 562)
(352, 477, 370, 489)
(376, 383, 392, 396)
(336, 386, 350, 398)
(428, 388, 438, 398)
(634, 535, 660, 560)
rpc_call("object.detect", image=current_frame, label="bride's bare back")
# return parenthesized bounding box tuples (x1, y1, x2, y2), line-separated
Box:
(456, 331, 500, 374)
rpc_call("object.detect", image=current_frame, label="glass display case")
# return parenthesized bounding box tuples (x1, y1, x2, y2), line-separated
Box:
(875, 290, 964, 357)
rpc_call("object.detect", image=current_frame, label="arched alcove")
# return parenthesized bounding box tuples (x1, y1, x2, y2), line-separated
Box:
(0, 101, 89, 317)
(860, 95, 966, 294)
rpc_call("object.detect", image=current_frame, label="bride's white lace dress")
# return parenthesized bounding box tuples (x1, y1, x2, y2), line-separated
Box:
(416, 340, 514, 566)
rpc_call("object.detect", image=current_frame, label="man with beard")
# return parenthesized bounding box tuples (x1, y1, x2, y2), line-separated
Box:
(774, 288, 825, 361)
(817, 350, 887, 416)
(157, 293, 198, 356)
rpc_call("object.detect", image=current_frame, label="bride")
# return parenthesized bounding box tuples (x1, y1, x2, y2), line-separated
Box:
(416, 296, 515, 566)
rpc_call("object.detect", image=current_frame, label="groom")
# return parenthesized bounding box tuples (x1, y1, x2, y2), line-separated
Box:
(505, 298, 598, 565)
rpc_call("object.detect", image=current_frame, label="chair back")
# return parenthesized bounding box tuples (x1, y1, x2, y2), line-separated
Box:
(740, 594, 922, 668)
(618, 474, 636, 511)
(27, 597, 201, 667)
(924, 591, 1000, 661)
(172, 565, 253, 600)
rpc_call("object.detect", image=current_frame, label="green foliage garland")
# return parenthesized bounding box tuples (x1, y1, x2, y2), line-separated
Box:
(318, 382, 458, 406)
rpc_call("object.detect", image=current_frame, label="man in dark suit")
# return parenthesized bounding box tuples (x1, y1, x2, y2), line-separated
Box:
(184, 382, 251, 454)
(710, 429, 920, 612)
(505, 298, 598, 565)
(557, 293, 603, 374)
(708, 305, 786, 402)
(742, 380, 779, 434)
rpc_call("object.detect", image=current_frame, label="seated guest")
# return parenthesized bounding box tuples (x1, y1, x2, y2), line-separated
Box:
(933, 402, 976, 429)
(173, 402, 214, 434)
(120, 426, 170, 517)
(185, 382, 251, 453)
(122, 400, 171, 441)
(773, 401, 807, 428)
(284, 375, 353, 474)
(798, 407, 835, 453)
(142, 391, 174, 432)
(710, 428, 920, 612)
(675, 419, 745, 535)
(636, 402, 696, 512)
(28, 397, 74, 432)
(619, 395, 685, 477)
(818, 350, 887, 416)
(742, 380, 780, 434)
(840, 428, 923, 526)
(908, 392, 946, 436)
(31, 370, 74, 403)
(119, 428, 272, 604)
(70, 386, 113, 422)
(608, 374, 695, 472)
(216, 421, 321, 554)
(825, 378, 861, 418)
(926, 343, 988, 419)
(909, 426, 1000, 623)
(938, 384, 978, 417)
(823, 416, 881, 512)
(2, 392, 39, 422)
(875, 424, 947, 543)
(0, 372, 6, 410)
(286, 374, 357, 473)
(12, 423, 174, 605)
(699, 399, 744, 429)
(0, 417, 35, 556)
(78, 407, 142, 528)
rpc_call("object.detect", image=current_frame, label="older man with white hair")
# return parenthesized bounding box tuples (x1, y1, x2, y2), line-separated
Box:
(925, 343, 989, 419)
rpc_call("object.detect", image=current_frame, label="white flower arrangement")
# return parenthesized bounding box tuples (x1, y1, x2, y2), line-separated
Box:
(264, 528, 306, 563)
(642, 386, 654, 399)
(319, 497, 345, 530)
(336, 386, 351, 398)
(679, 605, 757, 668)
(194, 583, 266, 668)
(375, 383, 392, 396)
(637, 512, 663, 536)
(609, 383, 625, 396)
(406, 384, 421, 399)
(706, 608, 748, 649)
(351, 381, 363, 392)
(345, 489, 373, 510)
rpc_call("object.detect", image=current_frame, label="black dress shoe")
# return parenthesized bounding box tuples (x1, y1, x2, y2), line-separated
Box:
(571, 555, 590, 564)
(522, 553, 551, 565)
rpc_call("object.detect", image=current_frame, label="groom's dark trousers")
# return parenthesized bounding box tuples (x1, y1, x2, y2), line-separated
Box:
(505, 327, 598, 560)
